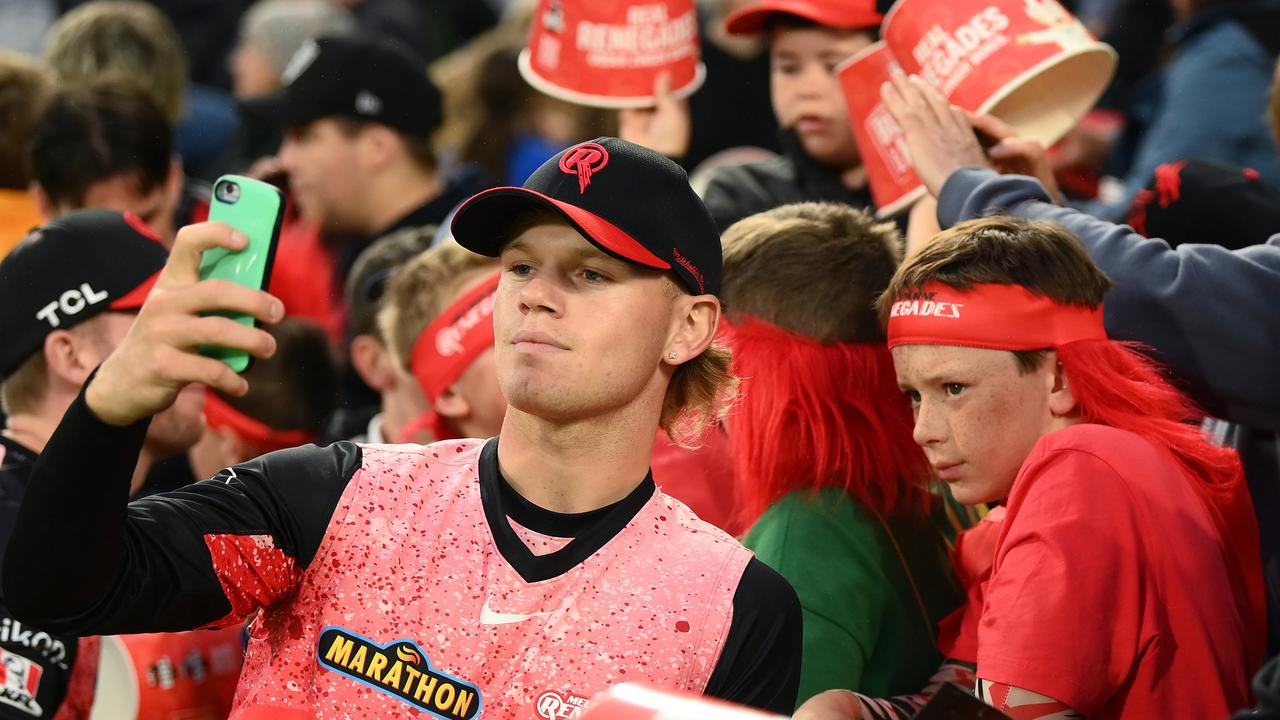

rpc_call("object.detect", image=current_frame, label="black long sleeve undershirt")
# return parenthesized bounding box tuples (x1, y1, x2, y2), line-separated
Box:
(2, 383, 146, 625)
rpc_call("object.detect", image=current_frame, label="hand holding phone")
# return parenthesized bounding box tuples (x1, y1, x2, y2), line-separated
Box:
(199, 175, 285, 373)
(86, 222, 282, 427)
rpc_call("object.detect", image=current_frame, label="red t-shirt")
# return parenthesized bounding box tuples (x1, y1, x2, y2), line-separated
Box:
(973, 424, 1264, 718)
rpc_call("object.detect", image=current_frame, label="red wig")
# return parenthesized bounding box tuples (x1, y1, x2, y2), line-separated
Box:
(725, 315, 932, 528)
(1056, 340, 1240, 490)
(1057, 339, 1264, 662)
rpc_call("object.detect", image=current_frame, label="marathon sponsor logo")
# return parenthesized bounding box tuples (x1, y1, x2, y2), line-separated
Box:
(0, 648, 43, 716)
(890, 295, 964, 319)
(0, 619, 69, 670)
(317, 627, 480, 720)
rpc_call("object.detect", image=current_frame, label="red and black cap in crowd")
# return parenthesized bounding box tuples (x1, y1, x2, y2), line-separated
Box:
(240, 34, 442, 137)
(0, 209, 167, 379)
(1126, 159, 1280, 250)
(724, 0, 883, 35)
(450, 137, 722, 296)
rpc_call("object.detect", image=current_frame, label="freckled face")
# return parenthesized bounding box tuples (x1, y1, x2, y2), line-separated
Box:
(891, 344, 1059, 504)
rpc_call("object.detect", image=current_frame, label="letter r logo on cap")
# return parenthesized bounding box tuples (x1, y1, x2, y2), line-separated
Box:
(559, 143, 609, 193)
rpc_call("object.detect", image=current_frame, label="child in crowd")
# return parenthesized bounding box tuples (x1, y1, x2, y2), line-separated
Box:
(797, 215, 1264, 720)
(701, 0, 881, 230)
(378, 239, 504, 442)
(326, 227, 437, 444)
(720, 202, 967, 706)
(189, 318, 337, 480)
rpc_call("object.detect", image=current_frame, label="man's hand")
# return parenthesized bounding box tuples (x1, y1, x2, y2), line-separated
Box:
(880, 70, 989, 197)
(86, 222, 282, 426)
(617, 72, 691, 159)
(969, 112, 1064, 204)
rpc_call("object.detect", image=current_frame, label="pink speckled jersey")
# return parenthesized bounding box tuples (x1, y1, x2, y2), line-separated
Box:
(215, 439, 752, 719)
(10, 397, 800, 718)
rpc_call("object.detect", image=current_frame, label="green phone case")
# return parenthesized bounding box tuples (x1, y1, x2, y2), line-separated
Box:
(199, 175, 285, 373)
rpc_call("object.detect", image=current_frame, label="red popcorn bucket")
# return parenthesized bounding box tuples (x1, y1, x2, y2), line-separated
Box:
(837, 42, 927, 217)
(882, 0, 1116, 145)
(518, 0, 706, 109)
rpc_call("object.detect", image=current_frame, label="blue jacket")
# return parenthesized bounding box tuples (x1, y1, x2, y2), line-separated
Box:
(1098, 6, 1280, 219)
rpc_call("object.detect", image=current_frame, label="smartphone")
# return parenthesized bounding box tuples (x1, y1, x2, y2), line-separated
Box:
(199, 175, 285, 373)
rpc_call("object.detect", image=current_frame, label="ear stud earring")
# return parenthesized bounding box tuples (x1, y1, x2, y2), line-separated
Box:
(667, 352, 678, 360)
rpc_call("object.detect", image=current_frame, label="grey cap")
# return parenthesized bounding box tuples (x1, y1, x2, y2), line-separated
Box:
(239, 0, 355, 78)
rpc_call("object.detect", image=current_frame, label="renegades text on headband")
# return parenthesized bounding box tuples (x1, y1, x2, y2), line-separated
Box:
(886, 282, 1106, 351)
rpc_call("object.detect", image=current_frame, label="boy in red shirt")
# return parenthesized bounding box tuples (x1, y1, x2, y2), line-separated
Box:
(798, 215, 1265, 719)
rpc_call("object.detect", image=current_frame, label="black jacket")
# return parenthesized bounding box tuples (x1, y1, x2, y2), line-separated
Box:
(701, 130, 875, 232)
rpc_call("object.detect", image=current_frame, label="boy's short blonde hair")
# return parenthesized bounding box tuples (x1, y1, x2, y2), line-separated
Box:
(378, 240, 498, 373)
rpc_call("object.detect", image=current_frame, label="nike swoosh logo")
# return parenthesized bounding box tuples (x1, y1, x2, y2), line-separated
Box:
(479, 596, 552, 625)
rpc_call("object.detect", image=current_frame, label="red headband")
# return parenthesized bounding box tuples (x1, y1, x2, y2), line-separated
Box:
(203, 391, 315, 454)
(886, 282, 1106, 351)
(410, 272, 501, 403)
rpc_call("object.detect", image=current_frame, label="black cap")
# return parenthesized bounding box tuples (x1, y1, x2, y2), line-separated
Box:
(450, 137, 722, 295)
(1126, 159, 1280, 250)
(240, 34, 442, 136)
(0, 209, 167, 379)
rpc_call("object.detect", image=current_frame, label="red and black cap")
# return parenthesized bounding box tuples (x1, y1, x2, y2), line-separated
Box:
(450, 137, 722, 296)
(240, 34, 442, 136)
(725, 0, 883, 35)
(1126, 159, 1280, 250)
(0, 209, 167, 379)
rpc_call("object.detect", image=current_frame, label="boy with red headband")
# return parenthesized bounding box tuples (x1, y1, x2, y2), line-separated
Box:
(2, 137, 802, 718)
(797, 215, 1265, 720)
(377, 240, 504, 442)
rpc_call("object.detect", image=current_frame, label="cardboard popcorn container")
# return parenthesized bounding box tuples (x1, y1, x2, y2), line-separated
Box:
(883, 0, 1116, 145)
(837, 42, 927, 217)
(518, 0, 706, 109)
